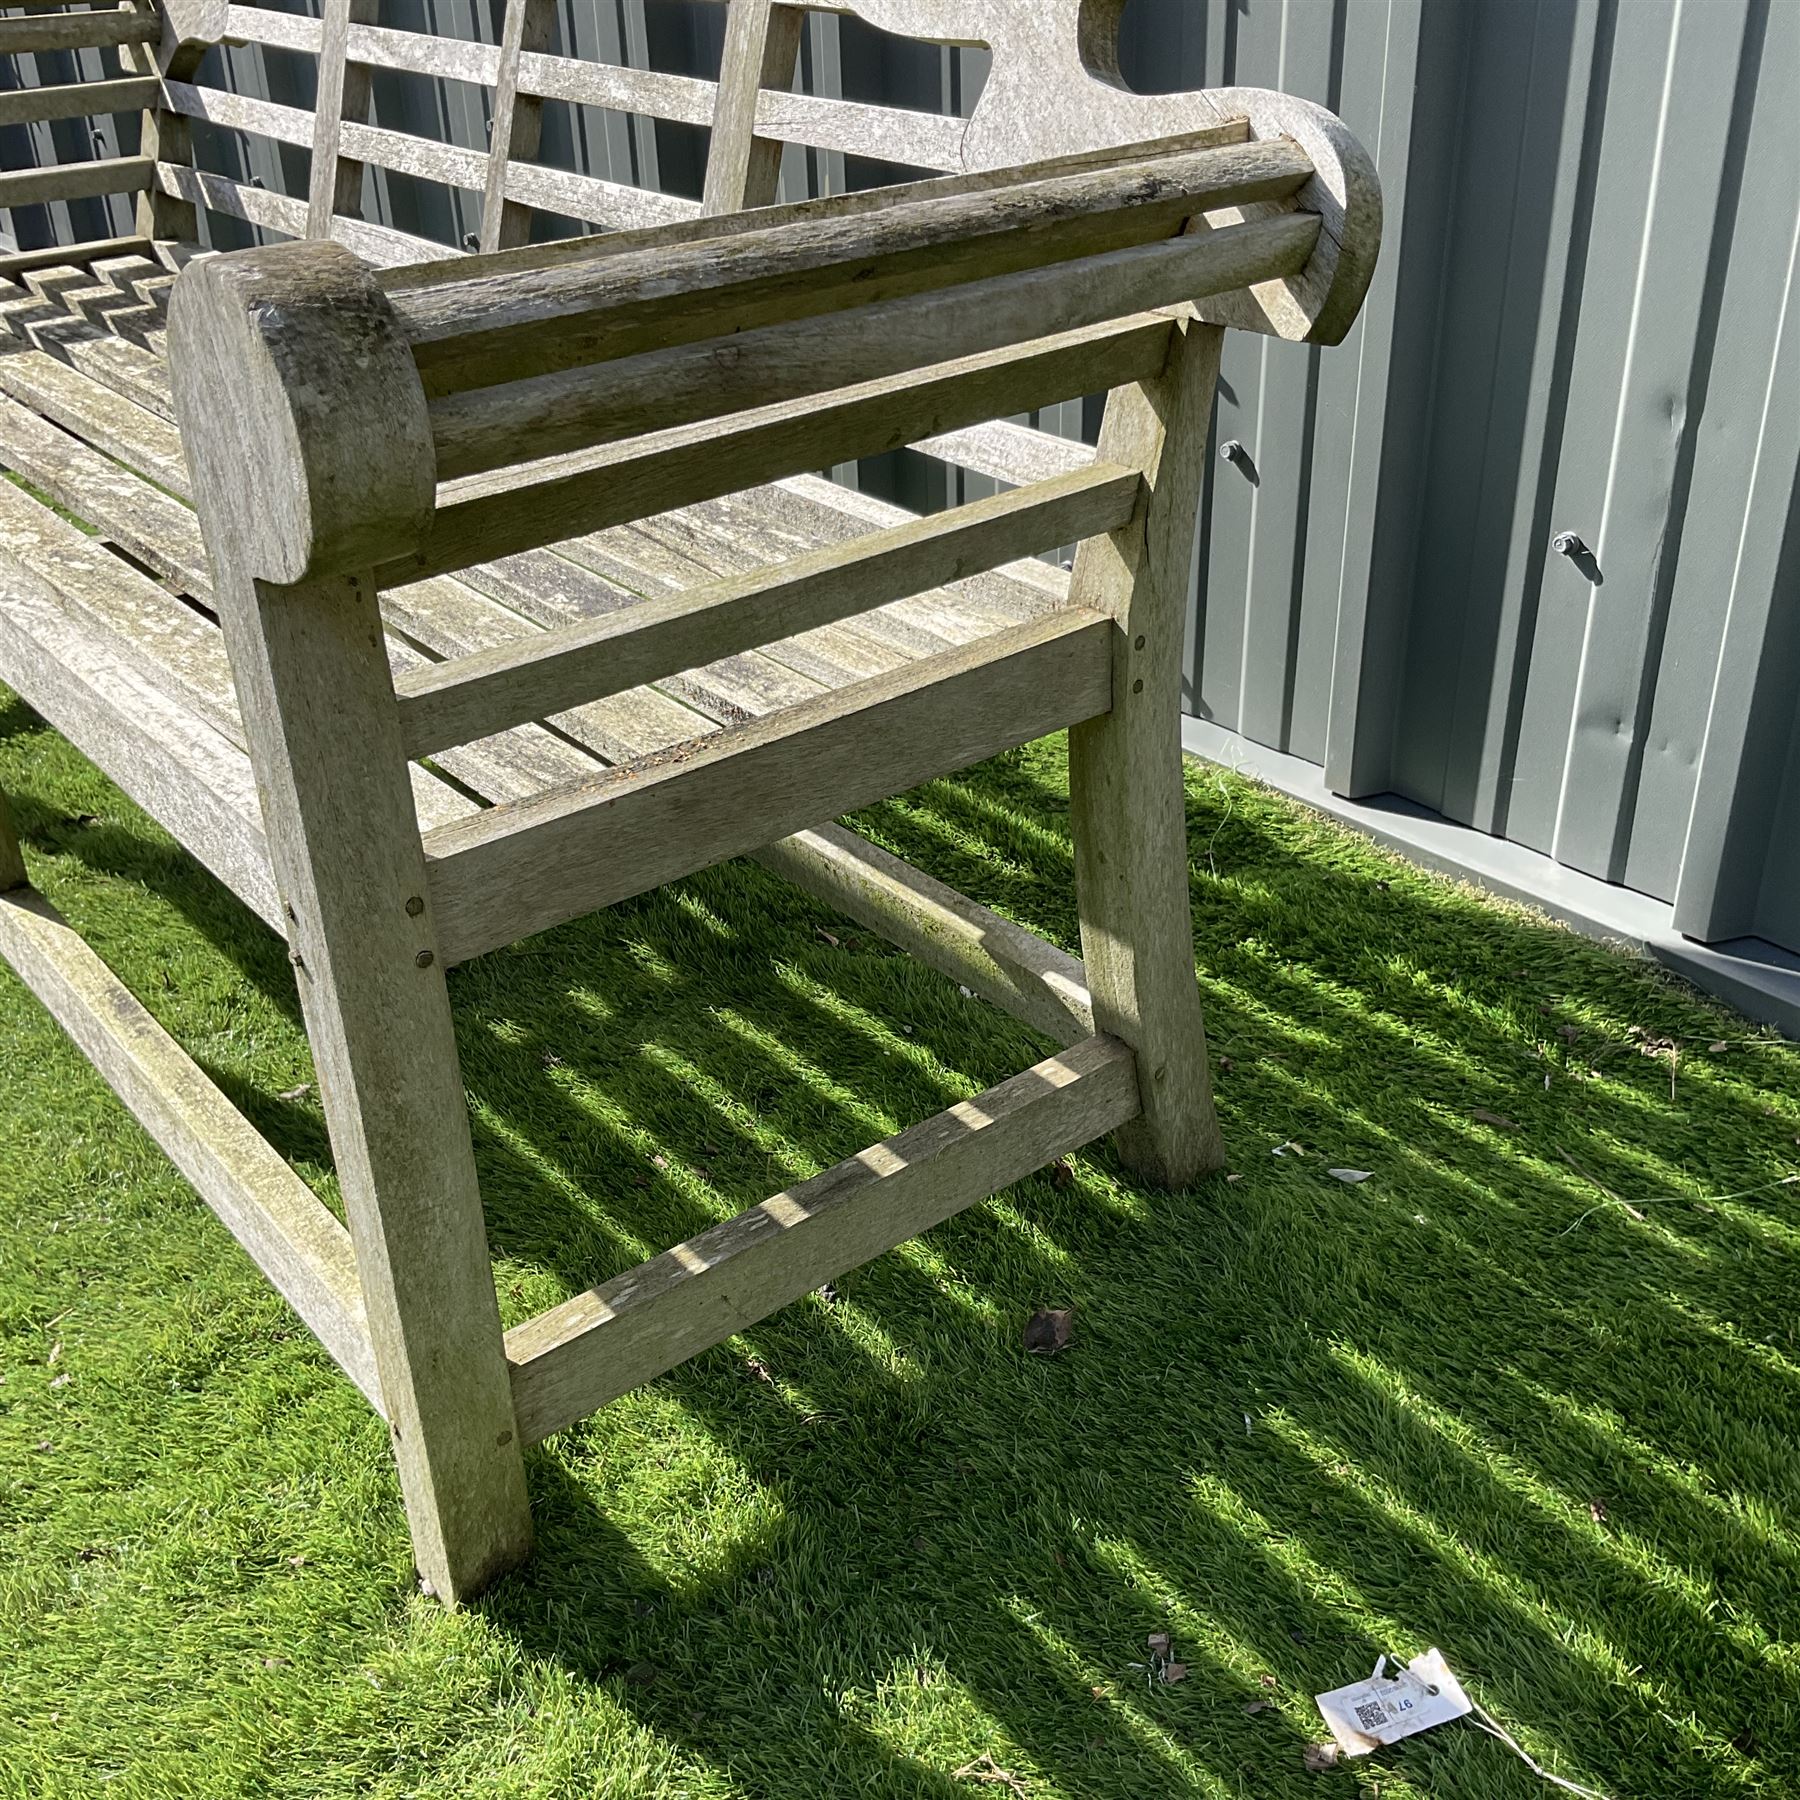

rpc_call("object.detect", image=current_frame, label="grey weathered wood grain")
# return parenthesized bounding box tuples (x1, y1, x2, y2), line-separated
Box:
(425, 212, 1316, 478)
(703, 0, 804, 215)
(307, 0, 380, 238)
(753, 85, 965, 171)
(0, 887, 383, 1410)
(479, 0, 557, 254)
(0, 235, 154, 282)
(813, 0, 1381, 344)
(0, 9, 159, 53)
(0, 538, 281, 926)
(0, 393, 200, 588)
(423, 609, 1113, 964)
(394, 314, 1173, 581)
(758, 823, 1095, 1047)
(396, 138, 1313, 394)
(0, 155, 154, 210)
(395, 462, 1138, 752)
(505, 1032, 1140, 1443)
(1067, 316, 1227, 1185)
(169, 241, 532, 1603)
(1, 274, 175, 415)
(0, 75, 159, 128)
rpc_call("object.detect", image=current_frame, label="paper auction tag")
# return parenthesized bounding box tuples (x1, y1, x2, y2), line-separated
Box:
(1315, 1648, 1472, 1756)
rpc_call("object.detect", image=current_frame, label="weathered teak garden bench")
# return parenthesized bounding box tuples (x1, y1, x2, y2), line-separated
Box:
(0, 0, 1380, 1600)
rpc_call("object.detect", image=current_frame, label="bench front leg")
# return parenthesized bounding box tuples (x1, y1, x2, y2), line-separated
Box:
(1068, 315, 1228, 1188)
(167, 241, 532, 1603)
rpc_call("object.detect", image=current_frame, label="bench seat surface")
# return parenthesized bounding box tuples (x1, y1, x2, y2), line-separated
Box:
(0, 244, 1094, 938)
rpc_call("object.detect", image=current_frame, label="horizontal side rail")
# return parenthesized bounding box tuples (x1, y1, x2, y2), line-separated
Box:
(393, 462, 1141, 755)
(423, 609, 1114, 964)
(384, 313, 1175, 583)
(0, 544, 280, 926)
(0, 156, 155, 211)
(0, 888, 383, 1412)
(393, 136, 1314, 393)
(0, 9, 159, 53)
(428, 212, 1318, 480)
(758, 823, 1095, 1047)
(505, 1031, 1140, 1443)
(0, 75, 160, 129)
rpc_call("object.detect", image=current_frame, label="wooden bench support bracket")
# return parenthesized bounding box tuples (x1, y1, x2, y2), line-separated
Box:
(504, 1032, 1142, 1445)
(0, 884, 384, 1413)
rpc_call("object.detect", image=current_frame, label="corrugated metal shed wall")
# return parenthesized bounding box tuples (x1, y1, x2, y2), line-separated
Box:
(5, 0, 1796, 961)
(1113, 0, 1799, 962)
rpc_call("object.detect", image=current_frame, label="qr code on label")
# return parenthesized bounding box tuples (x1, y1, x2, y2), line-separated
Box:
(1353, 1700, 1389, 1734)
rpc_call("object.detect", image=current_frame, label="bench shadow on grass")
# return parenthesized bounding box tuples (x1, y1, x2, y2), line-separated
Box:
(7, 692, 1799, 1797)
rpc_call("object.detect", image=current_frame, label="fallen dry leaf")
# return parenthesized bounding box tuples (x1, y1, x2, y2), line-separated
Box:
(1589, 1498, 1609, 1524)
(1047, 1158, 1074, 1190)
(1328, 1168, 1372, 1184)
(47, 1341, 62, 1366)
(1161, 1661, 1189, 1685)
(815, 927, 840, 948)
(1303, 1743, 1341, 1772)
(1023, 1308, 1074, 1357)
(279, 1083, 313, 1103)
(1146, 1631, 1172, 1658)
(1709, 1041, 1729, 1055)
(1470, 1107, 1519, 1131)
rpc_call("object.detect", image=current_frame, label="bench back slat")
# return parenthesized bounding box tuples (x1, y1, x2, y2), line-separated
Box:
(6, 0, 1377, 347)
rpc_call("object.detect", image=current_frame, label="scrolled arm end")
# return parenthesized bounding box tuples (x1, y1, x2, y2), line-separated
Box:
(167, 241, 437, 588)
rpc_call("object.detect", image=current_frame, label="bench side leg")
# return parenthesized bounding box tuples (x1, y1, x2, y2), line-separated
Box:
(217, 566, 533, 1603)
(1067, 316, 1227, 1188)
(0, 784, 25, 891)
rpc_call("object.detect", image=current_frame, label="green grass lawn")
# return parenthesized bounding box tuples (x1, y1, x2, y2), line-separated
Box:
(2, 689, 1796, 1800)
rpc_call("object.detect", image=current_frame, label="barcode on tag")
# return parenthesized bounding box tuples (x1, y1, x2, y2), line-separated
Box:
(1315, 1648, 1473, 1757)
